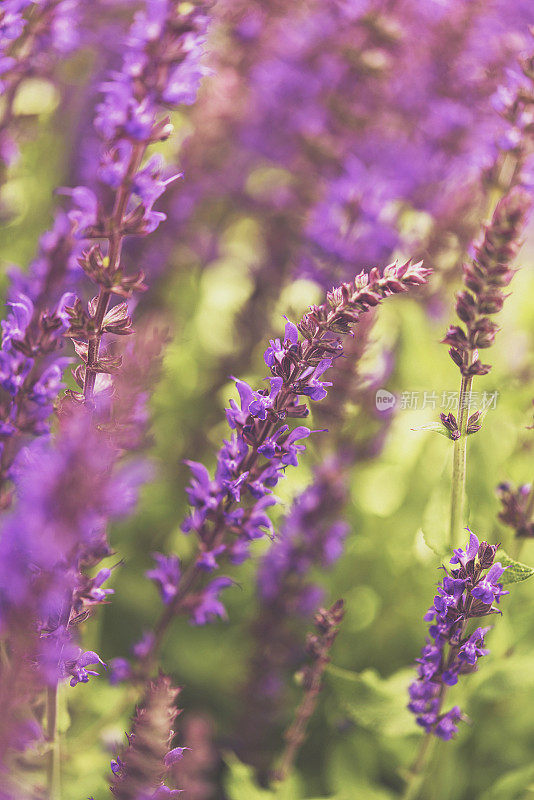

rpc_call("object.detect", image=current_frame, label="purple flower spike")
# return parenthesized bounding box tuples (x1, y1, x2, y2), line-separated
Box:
(408, 532, 509, 740)
(135, 261, 430, 666)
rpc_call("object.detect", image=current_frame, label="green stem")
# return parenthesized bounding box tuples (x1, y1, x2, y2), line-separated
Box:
(449, 374, 473, 549)
(401, 733, 437, 800)
(46, 684, 61, 800)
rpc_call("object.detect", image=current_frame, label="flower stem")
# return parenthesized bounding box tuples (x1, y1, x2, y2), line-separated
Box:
(83, 141, 145, 402)
(46, 684, 61, 800)
(401, 732, 437, 800)
(449, 373, 473, 549)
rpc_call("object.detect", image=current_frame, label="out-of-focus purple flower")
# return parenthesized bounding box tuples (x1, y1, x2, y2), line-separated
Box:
(190, 577, 233, 626)
(109, 657, 132, 686)
(133, 631, 156, 660)
(238, 457, 349, 770)
(0, 0, 81, 171)
(146, 553, 181, 605)
(0, 403, 149, 766)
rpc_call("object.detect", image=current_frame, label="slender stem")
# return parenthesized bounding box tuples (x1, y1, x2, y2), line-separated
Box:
(46, 684, 61, 800)
(449, 372, 473, 549)
(401, 732, 436, 800)
(274, 673, 322, 782)
(83, 142, 145, 402)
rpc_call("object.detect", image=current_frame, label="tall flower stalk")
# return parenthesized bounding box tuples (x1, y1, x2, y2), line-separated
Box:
(404, 533, 508, 800)
(444, 187, 531, 548)
(141, 261, 430, 666)
(274, 600, 345, 783)
(63, 0, 208, 403)
(236, 313, 393, 773)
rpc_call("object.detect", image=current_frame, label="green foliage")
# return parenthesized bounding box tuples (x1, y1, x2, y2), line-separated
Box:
(496, 550, 534, 585)
(327, 664, 414, 738)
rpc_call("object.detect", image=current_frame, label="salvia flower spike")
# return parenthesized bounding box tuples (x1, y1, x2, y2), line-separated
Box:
(110, 674, 184, 799)
(144, 261, 431, 655)
(63, 0, 209, 403)
(408, 531, 508, 740)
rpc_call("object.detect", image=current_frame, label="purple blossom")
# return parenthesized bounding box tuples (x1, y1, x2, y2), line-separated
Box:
(108, 658, 132, 686)
(146, 553, 181, 604)
(133, 631, 156, 660)
(65, 648, 106, 687)
(190, 577, 233, 626)
(408, 533, 509, 740)
(164, 747, 191, 767)
(471, 563, 507, 604)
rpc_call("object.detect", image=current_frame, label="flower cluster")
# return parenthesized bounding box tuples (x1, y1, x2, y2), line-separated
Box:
(154, 262, 430, 628)
(408, 532, 508, 740)
(146, 0, 534, 314)
(443, 187, 532, 377)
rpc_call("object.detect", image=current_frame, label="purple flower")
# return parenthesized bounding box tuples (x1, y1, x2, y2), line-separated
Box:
(163, 747, 191, 767)
(434, 706, 462, 741)
(146, 262, 430, 649)
(471, 563, 507, 605)
(109, 658, 132, 686)
(66, 649, 106, 687)
(133, 631, 156, 660)
(450, 531, 480, 567)
(146, 553, 181, 604)
(459, 627, 490, 666)
(190, 577, 233, 626)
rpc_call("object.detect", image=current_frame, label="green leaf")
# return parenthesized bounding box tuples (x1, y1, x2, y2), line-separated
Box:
(496, 550, 534, 585)
(223, 753, 275, 800)
(421, 478, 451, 559)
(327, 665, 414, 737)
(223, 753, 305, 800)
(479, 763, 534, 799)
(411, 422, 451, 438)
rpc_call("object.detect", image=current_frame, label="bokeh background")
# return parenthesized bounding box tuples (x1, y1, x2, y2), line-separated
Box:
(3, 2, 534, 799)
